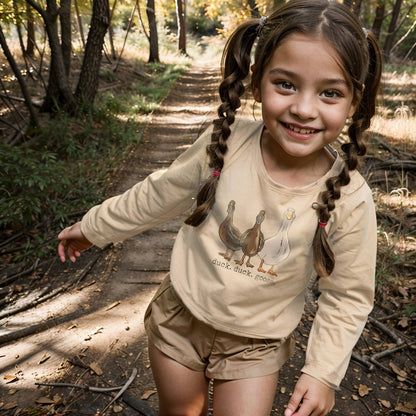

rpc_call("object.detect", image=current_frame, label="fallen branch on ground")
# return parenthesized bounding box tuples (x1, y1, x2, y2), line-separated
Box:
(35, 368, 158, 416)
(100, 368, 138, 414)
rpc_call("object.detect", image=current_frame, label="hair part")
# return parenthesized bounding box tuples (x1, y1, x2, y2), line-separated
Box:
(185, 0, 383, 278)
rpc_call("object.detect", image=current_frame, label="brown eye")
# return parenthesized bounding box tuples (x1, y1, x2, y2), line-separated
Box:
(322, 89, 342, 99)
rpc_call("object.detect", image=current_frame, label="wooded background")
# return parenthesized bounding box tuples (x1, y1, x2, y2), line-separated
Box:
(0, 0, 415, 268)
(0, 0, 415, 122)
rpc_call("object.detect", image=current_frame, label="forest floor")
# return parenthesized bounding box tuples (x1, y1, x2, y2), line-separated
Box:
(0, 56, 416, 416)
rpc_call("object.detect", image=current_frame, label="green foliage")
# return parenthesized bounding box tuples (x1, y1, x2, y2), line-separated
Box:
(406, 304, 416, 316)
(102, 63, 186, 115)
(1, 61, 186, 265)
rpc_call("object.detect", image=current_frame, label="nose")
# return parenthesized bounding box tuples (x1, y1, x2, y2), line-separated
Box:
(290, 93, 318, 120)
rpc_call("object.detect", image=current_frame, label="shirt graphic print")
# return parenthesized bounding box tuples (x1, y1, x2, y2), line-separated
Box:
(218, 200, 296, 279)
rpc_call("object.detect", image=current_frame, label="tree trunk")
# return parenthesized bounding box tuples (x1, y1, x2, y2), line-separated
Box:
(175, 0, 186, 54)
(383, 0, 403, 60)
(0, 24, 39, 128)
(26, 3, 36, 57)
(13, 1, 26, 55)
(74, 0, 86, 49)
(372, 1, 385, 40)
(60, 0, 72, 76)
(108, 0, 118, 60)
(247, 0, 260, 18)
(26, 0, 75, 112)
(75, 0, 110, 106)
(146, 0, 159, 62)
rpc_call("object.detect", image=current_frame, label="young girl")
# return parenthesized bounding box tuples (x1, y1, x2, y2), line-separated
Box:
(58, 1, 382, 415)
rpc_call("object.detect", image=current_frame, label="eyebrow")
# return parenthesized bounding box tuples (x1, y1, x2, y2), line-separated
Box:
(268, 68, 349, 87)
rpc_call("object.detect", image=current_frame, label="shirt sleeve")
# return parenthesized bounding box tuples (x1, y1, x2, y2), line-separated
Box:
(301, 182, 377, 389)
(80, 125, 213, 248)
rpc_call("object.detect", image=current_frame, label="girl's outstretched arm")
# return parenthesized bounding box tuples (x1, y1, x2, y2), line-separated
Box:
(284, 374, 335, 416)
(58, 222, 92, 263)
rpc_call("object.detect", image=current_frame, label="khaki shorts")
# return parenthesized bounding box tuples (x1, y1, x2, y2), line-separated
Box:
(144, 276, 295, 380)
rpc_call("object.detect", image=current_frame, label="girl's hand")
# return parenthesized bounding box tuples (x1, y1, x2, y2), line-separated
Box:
(58, 222, 92, 263)
(284, 373, 335, 416)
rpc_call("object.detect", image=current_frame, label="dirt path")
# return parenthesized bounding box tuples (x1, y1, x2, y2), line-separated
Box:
(0, 61, 219, 415)
(0, 60, 415, 416)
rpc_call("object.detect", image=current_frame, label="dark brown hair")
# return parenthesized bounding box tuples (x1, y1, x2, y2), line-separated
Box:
(185, 0, 382, 278)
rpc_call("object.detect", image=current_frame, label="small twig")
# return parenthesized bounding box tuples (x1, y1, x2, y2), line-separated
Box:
(35, 381, 123, 393)
(368, 316, 404, 345)
(0, 259, 53, 287)
(0, 250, 104, 320)
(100, 368, 137, 414)
(378, 311, 404, 322)
(351, 352, 375, 371)
(371, 342, 412, 361)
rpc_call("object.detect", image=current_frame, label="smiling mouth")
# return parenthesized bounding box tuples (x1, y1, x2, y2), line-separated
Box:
(283, 123, 320, 134)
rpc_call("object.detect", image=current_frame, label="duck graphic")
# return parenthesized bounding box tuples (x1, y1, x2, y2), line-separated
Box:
(258, 208, 296, 276)
(219, 200, 242, 261)
(235, 210, 265, 268)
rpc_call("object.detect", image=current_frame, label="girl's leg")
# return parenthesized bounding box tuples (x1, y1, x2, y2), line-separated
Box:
(148, 341, 210, 416)
(212, 372, 279, 416)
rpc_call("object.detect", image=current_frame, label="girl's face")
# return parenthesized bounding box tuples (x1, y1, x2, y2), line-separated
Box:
(253, 33, 357, 166)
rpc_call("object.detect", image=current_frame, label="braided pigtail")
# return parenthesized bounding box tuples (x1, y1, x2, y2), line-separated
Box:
(184, 20, 259, 226)
(313, 30, 382, 278)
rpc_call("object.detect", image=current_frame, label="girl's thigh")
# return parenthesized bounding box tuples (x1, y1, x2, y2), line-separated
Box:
(148, 341, 210, 416)
(212, 372, 279, 416)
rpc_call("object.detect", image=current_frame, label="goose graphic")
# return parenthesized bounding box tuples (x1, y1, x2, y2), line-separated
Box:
(258, 208, 296, 276)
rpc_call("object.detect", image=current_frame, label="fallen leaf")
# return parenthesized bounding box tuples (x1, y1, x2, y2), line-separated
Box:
(398, 317, 409, 328)
(351, 395, 359, 401)
(358, 384, 370, 397)
(35, 396, 55, 405)
(89, 362, 103, 376)
(4, 375, 18, 384)
(378, 400, 391, 408)
(141, 389, 157, 400)
(106, 301, 121, 311)
(390, 362, 407, 379)
(38, 354, 50, 364)
(398, 286, 408, 297)
(280, 387, 286, 394)
(113, 405, 123, 413)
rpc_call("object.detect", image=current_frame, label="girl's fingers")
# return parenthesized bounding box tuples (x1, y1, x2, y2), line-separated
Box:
(58, 240, 67, 262)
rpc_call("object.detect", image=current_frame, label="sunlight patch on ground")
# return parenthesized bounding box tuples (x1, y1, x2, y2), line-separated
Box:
(0, 287, 155, 394)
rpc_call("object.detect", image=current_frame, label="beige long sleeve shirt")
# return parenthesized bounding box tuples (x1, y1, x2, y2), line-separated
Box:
(81, 118, 376, 388)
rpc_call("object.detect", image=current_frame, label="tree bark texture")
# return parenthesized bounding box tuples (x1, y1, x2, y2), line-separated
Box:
(26, 3, 36, 57)
(75, 0, 110, 105)
(108, 0, 118, 59)
(60, 0, 72, 76)
(74, 0, 86, 49)
(175, 0, 186, 54)
(146, 0, 159, 62)
(372, 1, 385, 40)
(383, 0, 403, 60)
(26, 0, 75, 112)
